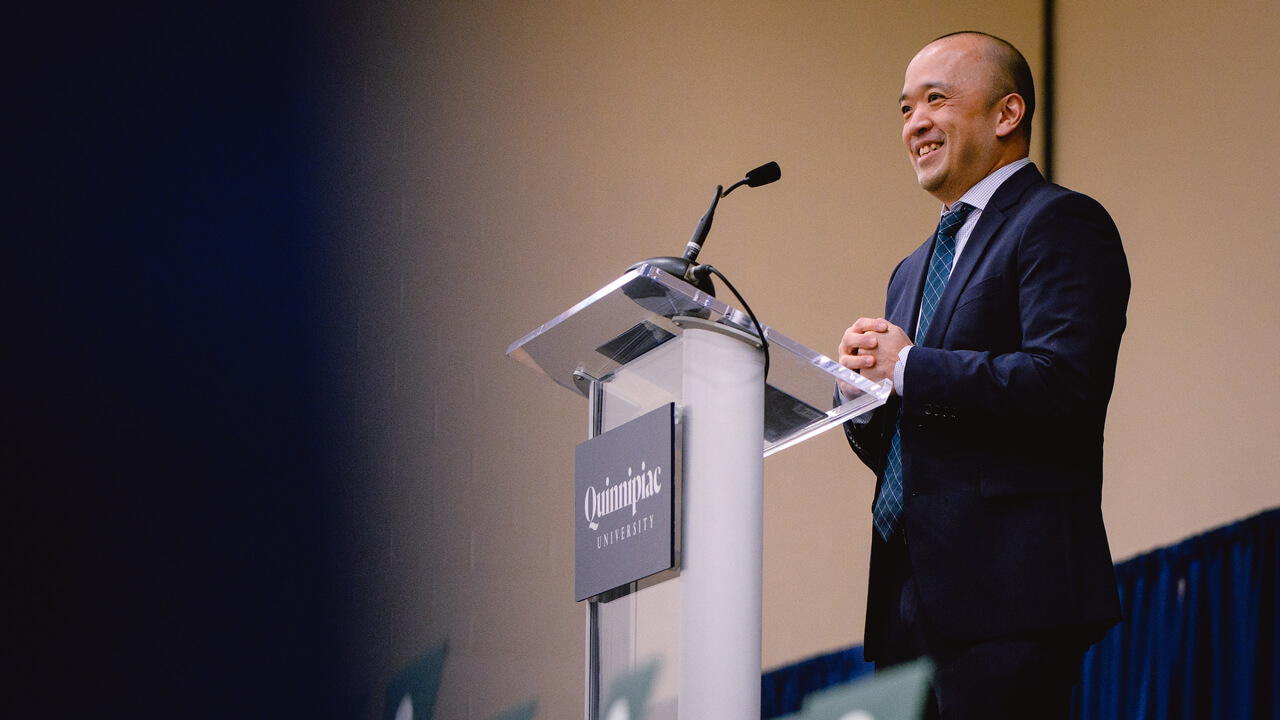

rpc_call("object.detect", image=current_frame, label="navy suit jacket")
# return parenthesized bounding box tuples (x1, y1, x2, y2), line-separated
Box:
(846, 163, 1128, 654)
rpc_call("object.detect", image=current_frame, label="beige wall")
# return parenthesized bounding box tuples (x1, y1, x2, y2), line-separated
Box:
(329, 1, 1279, 716)
(1055, 0, 1280, 561)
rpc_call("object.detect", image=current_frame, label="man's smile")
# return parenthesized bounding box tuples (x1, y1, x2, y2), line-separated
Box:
(917, 141, 943, 157)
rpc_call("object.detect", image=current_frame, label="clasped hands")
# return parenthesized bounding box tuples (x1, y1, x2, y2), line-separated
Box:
(837, 317, 911, 395)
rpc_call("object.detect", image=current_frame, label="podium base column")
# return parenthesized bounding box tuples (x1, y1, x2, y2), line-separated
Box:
(678, 323, 765, 720)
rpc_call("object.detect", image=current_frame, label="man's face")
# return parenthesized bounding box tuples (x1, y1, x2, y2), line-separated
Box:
(900, 37, 1004, 206)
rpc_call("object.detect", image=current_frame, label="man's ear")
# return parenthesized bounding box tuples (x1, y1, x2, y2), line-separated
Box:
(993, 93, 1027, 138)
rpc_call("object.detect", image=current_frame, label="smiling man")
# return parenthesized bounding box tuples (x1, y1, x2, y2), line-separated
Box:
(837, 32, 1130, 719)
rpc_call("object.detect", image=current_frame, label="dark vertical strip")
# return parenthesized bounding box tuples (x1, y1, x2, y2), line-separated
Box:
(12, 1, 345, 714)
(587, 377, 603, 720)
(1043, 0, 1057, 183)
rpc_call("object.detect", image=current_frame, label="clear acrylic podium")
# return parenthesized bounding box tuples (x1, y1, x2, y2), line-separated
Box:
(507, 263, 890, 720)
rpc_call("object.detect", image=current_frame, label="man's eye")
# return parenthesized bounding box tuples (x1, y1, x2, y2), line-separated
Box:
(928, 93, 944, 102)
(900, 105, 911, 115)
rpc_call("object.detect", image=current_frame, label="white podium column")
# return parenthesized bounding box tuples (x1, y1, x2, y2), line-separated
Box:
(678, 322, 765, 720)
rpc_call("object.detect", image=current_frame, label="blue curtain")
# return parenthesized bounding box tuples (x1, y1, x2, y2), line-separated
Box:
(762, 645, 874, 718)
(763, 508, 1280, 719)
(1073, 507, 1280, 719)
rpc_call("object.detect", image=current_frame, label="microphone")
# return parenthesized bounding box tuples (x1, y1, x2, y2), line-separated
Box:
(722, 161, 781, 197)
(629, 161, 781, 295)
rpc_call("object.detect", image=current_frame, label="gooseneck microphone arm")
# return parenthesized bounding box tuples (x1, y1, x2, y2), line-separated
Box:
(682, 185, 722, 265)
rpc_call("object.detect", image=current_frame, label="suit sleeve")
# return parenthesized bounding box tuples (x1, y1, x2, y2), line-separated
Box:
(843, 402, 887, 474)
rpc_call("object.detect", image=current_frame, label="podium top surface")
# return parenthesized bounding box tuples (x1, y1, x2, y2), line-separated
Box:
(507, 263, 890, 456)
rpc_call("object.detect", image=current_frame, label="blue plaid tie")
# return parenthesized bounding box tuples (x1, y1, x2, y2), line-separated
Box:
(873, 202, 976, 541)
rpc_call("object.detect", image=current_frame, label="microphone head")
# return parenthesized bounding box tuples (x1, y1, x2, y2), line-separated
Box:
(745, 161, 781, 187)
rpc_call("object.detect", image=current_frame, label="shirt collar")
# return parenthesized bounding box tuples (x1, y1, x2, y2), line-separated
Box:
(949, 157, 1033, 213)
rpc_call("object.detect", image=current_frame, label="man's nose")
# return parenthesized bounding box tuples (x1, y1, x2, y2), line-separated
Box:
(905, 109, 932, 136)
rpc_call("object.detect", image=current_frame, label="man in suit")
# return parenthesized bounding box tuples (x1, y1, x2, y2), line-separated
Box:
(838, 32, 1129, 719)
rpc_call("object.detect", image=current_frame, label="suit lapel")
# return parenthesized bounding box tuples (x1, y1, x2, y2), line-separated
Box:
(920, 164, 1044, 347)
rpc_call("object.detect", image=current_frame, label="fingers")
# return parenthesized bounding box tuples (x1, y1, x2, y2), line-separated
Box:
(840, 329, 876, 354)
(851, 317, 890, 334)
(840, 352, 875, 372)
(838, 317, 897, 381)
(839, 318, 890, 357)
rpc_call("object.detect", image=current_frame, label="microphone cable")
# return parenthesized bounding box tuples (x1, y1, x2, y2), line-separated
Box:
(690, 264, 770, 382)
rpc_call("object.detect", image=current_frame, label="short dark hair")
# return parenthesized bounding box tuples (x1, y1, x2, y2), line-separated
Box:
(933, 31, 1035, 139)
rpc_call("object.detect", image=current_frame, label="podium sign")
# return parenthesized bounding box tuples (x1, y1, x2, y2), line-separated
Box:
(574, 402, 678, 601)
